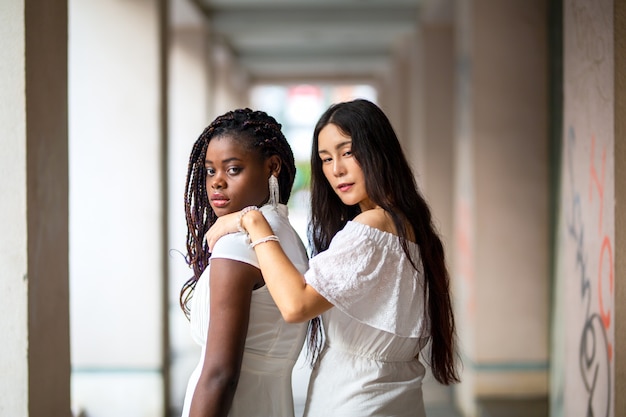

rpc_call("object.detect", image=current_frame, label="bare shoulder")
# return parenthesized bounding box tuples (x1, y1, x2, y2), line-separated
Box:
(353, 208, 396, 235)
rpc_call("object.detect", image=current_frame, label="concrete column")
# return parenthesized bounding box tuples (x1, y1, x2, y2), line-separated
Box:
(393, 36, 413, 152)
(454, 1, 550, 414)
(211, 40, 250, 118)
(420, 23, 455, 261)
(0, 2, 29, 413)
(615, 1, 626, 415)
(405, 30, 427, 186)
(380, 35, 413, 152)
(551, 0, 616, 416)
(68, 1, 166, 415)
(167, 0, 212, 411)
(406, 20, 457, 407)
(0, 0, 71, 416)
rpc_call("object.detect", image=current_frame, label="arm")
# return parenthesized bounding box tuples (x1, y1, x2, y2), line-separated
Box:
(189, 259, 261, 417)
(205, 210, 333, 323)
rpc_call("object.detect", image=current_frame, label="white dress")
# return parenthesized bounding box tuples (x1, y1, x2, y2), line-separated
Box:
(181, 204, 309, 417)
(303, 221, 429, 417)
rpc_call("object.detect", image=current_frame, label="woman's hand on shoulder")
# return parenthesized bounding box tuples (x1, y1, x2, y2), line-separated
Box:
(205, 207, 273, 252)
(205, 211, 241, 252)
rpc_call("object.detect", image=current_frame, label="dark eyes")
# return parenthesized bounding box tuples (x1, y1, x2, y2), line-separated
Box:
(320, 150, 352, 164)
(205, 167, 241, 176)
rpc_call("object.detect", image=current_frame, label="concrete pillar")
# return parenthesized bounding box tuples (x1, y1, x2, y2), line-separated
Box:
(551, 0, 616, 416)
(405, 30, 427, 186)
(420, 23, 455, 262)
(393, 36, 412, 152)
(167, 0, 212, 411)
(380, 35, 413, 153)
(211, 40, 250, 118)
(0, 2, 29, 411)
(615, 1, 626, 414)
(0, 0, 71, 416)
(453, 1, 550, 415)
(405, 20, 457, 407)
(68, 1, 166, 415)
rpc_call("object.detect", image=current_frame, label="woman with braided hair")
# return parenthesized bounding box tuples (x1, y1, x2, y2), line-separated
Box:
(180, 108, 309, 417)
(205, 99, 460, 417)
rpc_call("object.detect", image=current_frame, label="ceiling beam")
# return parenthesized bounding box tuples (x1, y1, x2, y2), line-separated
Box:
(189, 0, 422, 82)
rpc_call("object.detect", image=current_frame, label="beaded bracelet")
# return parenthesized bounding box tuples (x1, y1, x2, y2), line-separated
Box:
(249, 235, 280, 249)
(237, 205, 259, 234)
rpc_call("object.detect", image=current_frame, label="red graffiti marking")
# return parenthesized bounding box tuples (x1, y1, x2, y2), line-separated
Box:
(588, 135, 614, 362)
(598, 236, 613, 361)
(568, 126, 612, 417)
(588, 135, 606, 233)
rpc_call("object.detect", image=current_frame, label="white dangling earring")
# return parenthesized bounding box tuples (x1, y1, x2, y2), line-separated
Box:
(268, 174, 279, 207)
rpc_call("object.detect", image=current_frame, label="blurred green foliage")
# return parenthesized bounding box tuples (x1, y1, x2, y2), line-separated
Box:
(293, 160, 311, 193)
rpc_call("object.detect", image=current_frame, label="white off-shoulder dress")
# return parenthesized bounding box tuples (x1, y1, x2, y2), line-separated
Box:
(181, 204, 310, 417)
(303, 221, 429, 417)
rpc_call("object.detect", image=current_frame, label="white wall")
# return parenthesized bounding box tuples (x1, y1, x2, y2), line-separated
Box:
(69, 1, 165, 415)
(2, 1, 71, 415)
(0, 1, 29, 415)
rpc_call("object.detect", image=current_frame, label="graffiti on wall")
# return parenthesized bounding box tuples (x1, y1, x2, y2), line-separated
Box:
(555, 0, 615, 415)
(564, 129, 613, 417)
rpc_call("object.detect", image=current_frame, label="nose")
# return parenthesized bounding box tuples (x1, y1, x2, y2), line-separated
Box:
(208, 171, 225, 190)
(332, 159, 346, 177)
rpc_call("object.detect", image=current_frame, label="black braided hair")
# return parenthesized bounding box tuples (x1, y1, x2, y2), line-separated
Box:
(179, 108, 296, 318)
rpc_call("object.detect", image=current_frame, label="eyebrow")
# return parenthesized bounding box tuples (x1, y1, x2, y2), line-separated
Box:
(318, 140, 352, 154)
(204, 157, 243, 165)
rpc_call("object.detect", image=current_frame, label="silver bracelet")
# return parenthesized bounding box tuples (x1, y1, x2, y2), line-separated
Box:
(249, 235, 280, 248)
(237, 206, 259, 234)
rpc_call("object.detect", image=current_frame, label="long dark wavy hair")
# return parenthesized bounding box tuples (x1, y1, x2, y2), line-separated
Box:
(308, 99, 459, 384)
(179, 108, 296, 318)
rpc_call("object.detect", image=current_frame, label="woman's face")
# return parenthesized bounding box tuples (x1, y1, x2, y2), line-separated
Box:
(204, 135, 272, 217)
(317, 123, 376, 211)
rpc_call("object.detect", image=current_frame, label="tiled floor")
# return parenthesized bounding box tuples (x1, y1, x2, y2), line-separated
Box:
(478, 397, 549, 417)
(426, 397, 549, 417)
(425, 404, 464, 417)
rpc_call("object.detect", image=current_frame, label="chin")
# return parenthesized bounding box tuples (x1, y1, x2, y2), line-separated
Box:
(338, 198, 358, 207)
(210, 206, 230, 217)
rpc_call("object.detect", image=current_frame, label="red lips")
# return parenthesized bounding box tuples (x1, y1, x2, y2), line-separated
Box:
(337, 183, 353, 192)
(210, 193, 229, 208)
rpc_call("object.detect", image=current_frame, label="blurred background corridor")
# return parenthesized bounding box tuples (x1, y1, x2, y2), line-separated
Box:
(1, 0, 625, 416)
